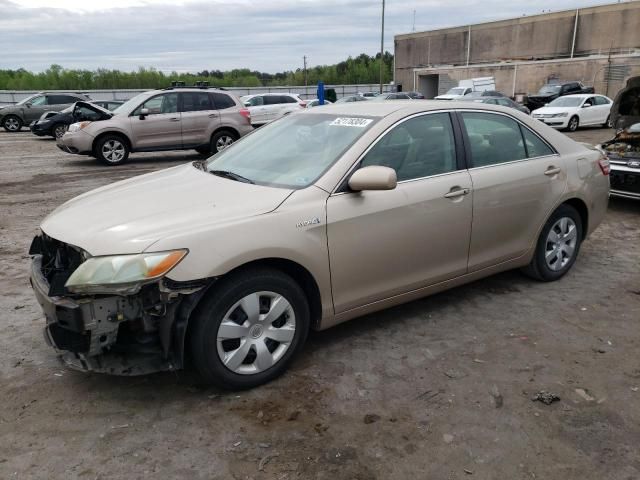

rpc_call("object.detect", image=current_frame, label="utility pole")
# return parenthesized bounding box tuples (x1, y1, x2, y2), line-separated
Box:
(379, 0, 385, 94)
(303, 56, 308, 87)
(412, 10, 416, 32)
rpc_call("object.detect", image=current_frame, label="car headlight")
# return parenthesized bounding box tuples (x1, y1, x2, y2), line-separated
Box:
(551, 112, 568, 118)
(68, 121, 92, 133)
(65, 249, 188, 294)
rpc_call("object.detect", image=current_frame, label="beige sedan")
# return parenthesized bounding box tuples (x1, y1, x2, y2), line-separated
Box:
(30, 101, 609, 389)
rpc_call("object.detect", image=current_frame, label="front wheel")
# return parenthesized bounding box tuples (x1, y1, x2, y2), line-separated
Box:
(566, 115, 579, 132)
(2, 115, 23, 132)
(95, 135, 130, 165)
(522, 204, 583, 282)
(189, 268, 310, 389)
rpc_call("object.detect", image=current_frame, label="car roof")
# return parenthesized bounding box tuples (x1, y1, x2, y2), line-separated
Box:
(557, 94, 597, 99)
(308, 100, 521, 117)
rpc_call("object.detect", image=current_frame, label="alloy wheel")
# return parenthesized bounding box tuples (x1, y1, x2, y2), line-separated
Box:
(101, 139, 126, 163)
(54, 124, 67, 139)
(216, 135, 235, 151)
(568, 117, 579, 131)
(216, 291, 296, 375)
(4, 117, 20, 131)
(545, 217, 577, 271)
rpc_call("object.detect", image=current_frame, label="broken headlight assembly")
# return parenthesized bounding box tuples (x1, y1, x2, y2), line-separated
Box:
(65, 249, 188, 295)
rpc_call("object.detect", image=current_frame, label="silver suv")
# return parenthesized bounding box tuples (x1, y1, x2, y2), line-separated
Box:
(0, 92, 90, 132)
(57, 87, 253, 165)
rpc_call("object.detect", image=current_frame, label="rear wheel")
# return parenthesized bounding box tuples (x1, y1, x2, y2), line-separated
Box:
(95, 135, 130, 165)
(567, 115, 579, 132)
(2, 115, 22, 132)
(189, 268, 310, 389)
(522, 204, 583, 282)
(210, 129, 238, 154)
(52, 123, 67, 139)
(603, 115, 612, 128)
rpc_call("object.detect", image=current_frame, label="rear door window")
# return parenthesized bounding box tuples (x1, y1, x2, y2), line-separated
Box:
(520, 127, 555, 158)
(181, 92, 212, 112)
(264, 96, 283, 105)
(460, 112, 527, 167)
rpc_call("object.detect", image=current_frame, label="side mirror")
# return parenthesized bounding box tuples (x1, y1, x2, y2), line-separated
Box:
(139, 108, 149, 119)
(243, 102, 251, 107)
(582, 103, 591, 108)
(25, 102, 32, 108)
(348, 166, 397, 192)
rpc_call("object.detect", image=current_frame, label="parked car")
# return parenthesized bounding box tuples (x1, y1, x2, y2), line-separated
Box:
(531, 94, 612, 131)
(306, 99, 333, 108)
(359, 92, 379, 98)
(527, 81, 595, 111)
(57, 87, 252, 165)
(240, 93, 306, 126)
(468, 96, 530, 114)
(600, 124, 640, 200)
(91, 100, 125, 111)
(31, 103, 111, 139)
(334, 95, 370, 103)
(0, 92, 90, 132)
(435, 77, 496, 100)
(405, 91, 425, 99)
(435, 86, 473, 100)
(30, 101, 609, 388)
(608, 75, 640, 130)
(462, 91, 507, 99)
(373, 93, 412, 100)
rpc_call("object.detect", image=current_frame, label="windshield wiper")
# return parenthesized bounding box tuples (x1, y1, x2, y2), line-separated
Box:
(209, 169, 255, 184)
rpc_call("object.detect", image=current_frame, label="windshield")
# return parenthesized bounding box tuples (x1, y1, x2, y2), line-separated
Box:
(205, 113, 379, 188)
(537, 85, 562, 95)
(445, 88, 466, 95)
(548, 97, 583, 107)
(111, 92, 152, 115)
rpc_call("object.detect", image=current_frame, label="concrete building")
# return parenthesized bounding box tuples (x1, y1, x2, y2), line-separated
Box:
(394, 1, 640, 99)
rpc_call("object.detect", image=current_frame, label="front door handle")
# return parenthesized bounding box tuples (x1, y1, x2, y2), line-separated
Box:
(544, 166, 561, 176)
(208, 113, 217, 118)
(444, 187, 470, 199)
(169, 117, 181, 122)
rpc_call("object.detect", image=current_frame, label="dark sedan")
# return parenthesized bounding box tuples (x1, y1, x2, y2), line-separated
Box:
(30, 102, 111, 138)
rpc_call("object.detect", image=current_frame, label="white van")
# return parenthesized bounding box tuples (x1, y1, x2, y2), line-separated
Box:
(435, 77, 496, 100)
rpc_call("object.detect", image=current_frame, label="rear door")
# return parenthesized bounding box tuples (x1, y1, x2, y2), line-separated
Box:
(129, 92, 182, 150)
(594, 96, 612, 124)
(459, 111, 566, 271)
(263, 95, 285, 121)
(180, 91, 218, 147)
(211, 92, 242, 131)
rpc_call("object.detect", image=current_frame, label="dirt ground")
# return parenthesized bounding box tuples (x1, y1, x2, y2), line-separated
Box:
(0, 126, 639, 480)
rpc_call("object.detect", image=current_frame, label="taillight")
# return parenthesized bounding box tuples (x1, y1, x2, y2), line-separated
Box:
(598, 156, 610, 176)
(239, 108, 251, 124)
(299, 101, 307, 108)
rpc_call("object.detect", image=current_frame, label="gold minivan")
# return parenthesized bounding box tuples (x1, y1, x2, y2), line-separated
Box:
(30, 101, 609, 388)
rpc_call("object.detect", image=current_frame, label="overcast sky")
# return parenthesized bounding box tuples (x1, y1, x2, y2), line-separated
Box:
(0, 0, 617, 73)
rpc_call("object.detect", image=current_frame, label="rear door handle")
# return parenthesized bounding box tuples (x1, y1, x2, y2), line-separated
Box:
(444, 187, 470, 199)
(544, 166, 561, 176)
(169, 117, 180, 122)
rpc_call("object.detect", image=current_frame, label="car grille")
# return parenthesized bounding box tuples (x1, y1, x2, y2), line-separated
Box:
(29, 234, 84, 296)
(610, 170, 640, 195)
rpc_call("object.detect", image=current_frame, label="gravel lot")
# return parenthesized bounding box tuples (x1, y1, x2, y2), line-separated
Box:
(1, 127, 639, 479)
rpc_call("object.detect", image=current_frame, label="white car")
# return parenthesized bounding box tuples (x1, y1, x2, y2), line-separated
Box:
(305, 99, 333, 108)
(435, 87, 473, 100)
(531, 94, 613, 131)
(240, 93, 306, 126)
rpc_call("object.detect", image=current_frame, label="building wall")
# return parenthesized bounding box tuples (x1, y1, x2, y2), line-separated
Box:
(395, 1, 640, 96)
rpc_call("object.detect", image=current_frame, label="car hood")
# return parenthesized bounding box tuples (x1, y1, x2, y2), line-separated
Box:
(610, 76, 640, 130)
(41, 163, 294, 256)
(532, 107, 574, 115)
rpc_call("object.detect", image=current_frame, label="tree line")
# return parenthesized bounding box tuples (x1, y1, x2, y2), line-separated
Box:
(0, 53, 394, 90)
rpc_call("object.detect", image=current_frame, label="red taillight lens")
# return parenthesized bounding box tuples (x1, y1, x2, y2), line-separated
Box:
(598, 156, 610, 176)
(239, 108, 251, 123)
(299, 101, 307, 108)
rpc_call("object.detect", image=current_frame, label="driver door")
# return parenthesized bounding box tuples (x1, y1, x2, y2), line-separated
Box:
(326, 112, 473, 314)
(129, 93, 182, 150)
(24, 95, 47, 122)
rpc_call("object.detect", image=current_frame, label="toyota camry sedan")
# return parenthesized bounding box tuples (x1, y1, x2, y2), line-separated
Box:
(29, 102, 609, 389)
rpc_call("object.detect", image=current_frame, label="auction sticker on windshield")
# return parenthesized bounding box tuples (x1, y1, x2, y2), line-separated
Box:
(330, 117, 373, 127)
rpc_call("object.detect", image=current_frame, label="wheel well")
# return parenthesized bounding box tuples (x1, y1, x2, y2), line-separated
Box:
(212, 126, 239, 140)
(562, 198, 589, 239)
(92, 131, 131, 154)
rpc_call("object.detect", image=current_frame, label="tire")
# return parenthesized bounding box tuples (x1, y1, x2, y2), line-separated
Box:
(189, 268, 310, 389)
(2, 115, 23, 132)
(195, 146, 210, 155)
(95, 134, 130, 165)
(522, 204, 583, 282)
(603, 115, 612, 129)
(52, 123, 68, 139)
(566, 115, 579, 132)
(210, 129, 238, 154)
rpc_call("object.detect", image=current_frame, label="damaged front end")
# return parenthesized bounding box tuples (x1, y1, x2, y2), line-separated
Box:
(29, 233, 212, 375)
(600, 124, 640, 200)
